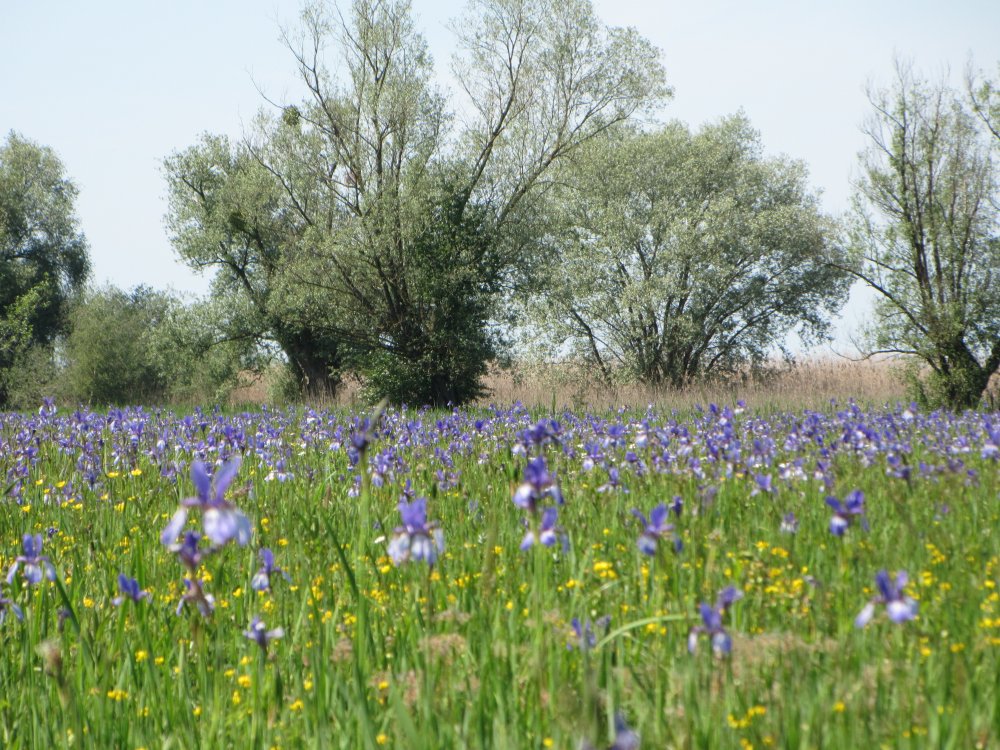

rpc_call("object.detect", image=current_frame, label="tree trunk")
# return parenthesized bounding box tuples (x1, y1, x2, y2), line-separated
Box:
(279, 332, 342, 401)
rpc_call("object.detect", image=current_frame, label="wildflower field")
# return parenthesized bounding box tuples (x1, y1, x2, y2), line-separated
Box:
(1, 400, 999, 749)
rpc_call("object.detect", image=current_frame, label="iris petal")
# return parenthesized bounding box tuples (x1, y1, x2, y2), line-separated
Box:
(161, 507, 188, 546)
(854, 602, 876, 628)
(190, 461, 212, 501)
(212, 457, 242, 501)
(887, 599, 917, 623)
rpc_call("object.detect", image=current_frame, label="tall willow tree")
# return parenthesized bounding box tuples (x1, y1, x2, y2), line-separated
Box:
(164, 134, 344, 399)
(530, 115, 849, 386)
(847, 62, 1000, 409)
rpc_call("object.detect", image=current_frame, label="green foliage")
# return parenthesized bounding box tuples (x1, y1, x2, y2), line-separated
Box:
(0, 344, 62, 411)
(0, 284, 44, 366)
(61, 286, 243, 406)
(166, 0, 668, 405)
(267, 362, 308, 405)
(903, 355, 996, 413)
(0, 131, 89, 404)
(61, 286, 173, 405)
(163, 134, 344, 399)
(847, 61, 1000, 410)
(969, 61, 1000, 142)
(147, 296, 251, 405)
(353, 184, 505, 405)
(1, 288, 66, 412)
(529, 116, 850, 385)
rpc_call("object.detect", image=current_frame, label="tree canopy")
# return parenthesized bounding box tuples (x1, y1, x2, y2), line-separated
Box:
(58, 285, 245, 406)
(164, 133, 344, 399)
(846, 62, 1000, 409)
(0, 131, 89, 404)
(527, 115, 850, 385)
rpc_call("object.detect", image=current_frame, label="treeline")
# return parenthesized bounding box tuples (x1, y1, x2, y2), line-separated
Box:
(1, 283, 246, 408)
(2, 1, 999, 410)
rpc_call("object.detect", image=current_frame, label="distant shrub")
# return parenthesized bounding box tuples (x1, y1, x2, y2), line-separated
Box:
(61, 285, 171, 405)
(0, 344, 63, 410)
(60, 285, 244, 407)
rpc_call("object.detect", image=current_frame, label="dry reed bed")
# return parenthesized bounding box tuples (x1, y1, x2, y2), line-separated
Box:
(478, 358, 910, 412)
(230, 358, 924, 412)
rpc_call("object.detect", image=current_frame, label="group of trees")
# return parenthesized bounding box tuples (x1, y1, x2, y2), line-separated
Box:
(165, 0, 668, 405)
(0, 132, 245, 407)
(61, 286, 246, 405)
(1, 0, 998, 410)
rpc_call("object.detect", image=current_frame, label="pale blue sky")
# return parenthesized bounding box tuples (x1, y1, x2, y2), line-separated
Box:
(2, 0, 998, 352)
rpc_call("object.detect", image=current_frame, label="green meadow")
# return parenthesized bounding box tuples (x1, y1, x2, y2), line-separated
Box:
(0, 403, 998, 749)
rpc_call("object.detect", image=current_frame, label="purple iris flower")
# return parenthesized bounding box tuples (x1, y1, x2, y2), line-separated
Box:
(387, 497, 445, 566)
(753, 474, 773, 495)
(160, 458, 251, 548)
(631, 504, 680, 555)
(855, 570, 918, 627)
(520, 506, 559, 550)
(581, 442, 604, 472)
(0, 593, 24, 625)
(251, 548, 291, 592)
(243, 616, 284, 654)
(518, 418, 561, 449)
(169, 531, 209, 573)
(716, 586, 743, 611)
(669, 495, 683, 517)
(981, 424, 1000, 460)
(688, 587, 743, 655)
(689, 604, 731, 655)
(569, 615, 611, 650)
(112, 574, 150, 606)
(825, 490, 866, 536)
(349, 416, 377, 460)
(6, 534, 56, 585)
(512, 456, 563, 512)
(596, 466, 627, 494)
(177, 578, 215, 617)
(579, 712, 640, 750)
(886, 454, 911, 480)
(780, 512, 799, 534)
(265, 459, 293, 483)
(610, 712, 640, 750)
